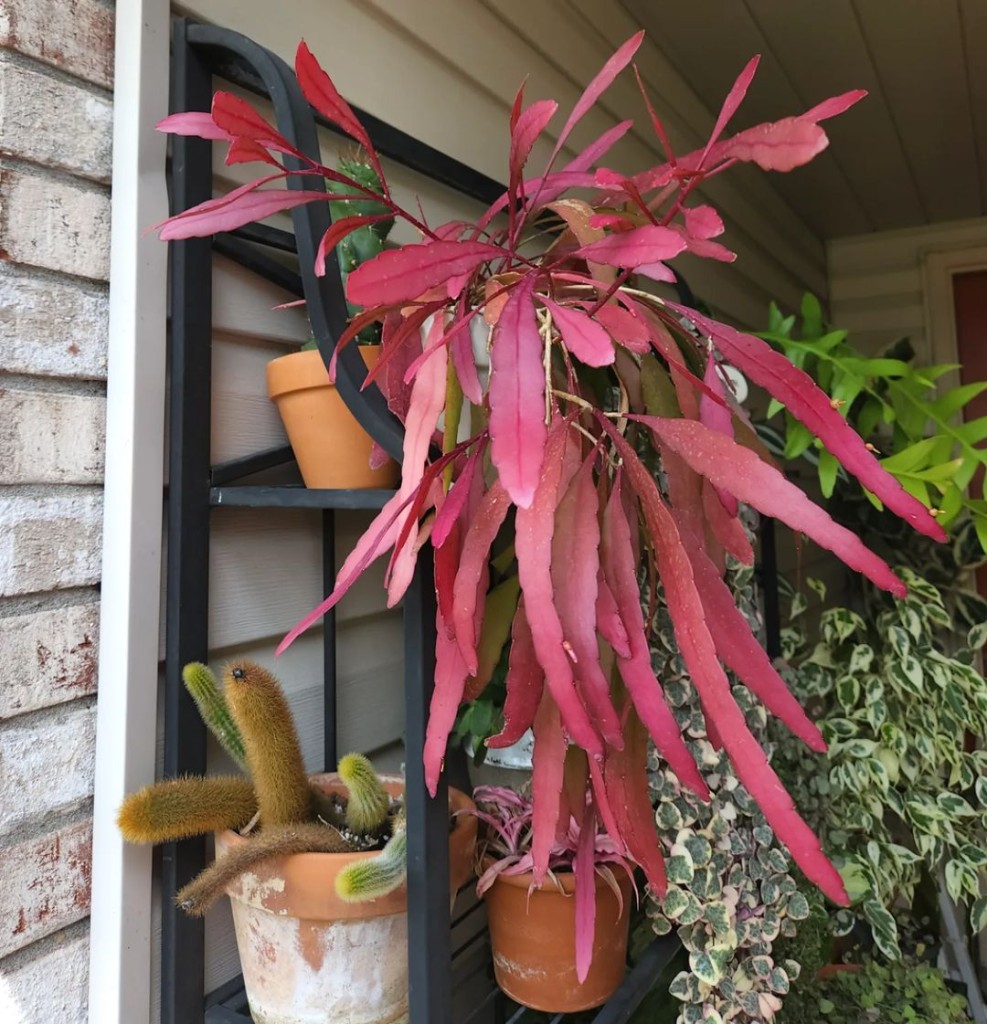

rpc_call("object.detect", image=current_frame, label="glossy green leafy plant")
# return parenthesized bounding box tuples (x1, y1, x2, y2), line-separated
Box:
(773, 575, 987, 958)
(759, 293, 987, 550)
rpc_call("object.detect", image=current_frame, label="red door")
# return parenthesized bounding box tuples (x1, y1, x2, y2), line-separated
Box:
(952, 269, 987, 595)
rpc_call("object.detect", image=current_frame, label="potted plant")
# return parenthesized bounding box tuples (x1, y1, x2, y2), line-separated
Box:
(154, 35, 950, 933)
(118, 661, 476, 1024)
(468, 782, 637, 1012)
(264, 154, 400, 489)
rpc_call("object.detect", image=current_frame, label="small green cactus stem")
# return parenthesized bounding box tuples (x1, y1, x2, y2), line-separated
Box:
(176, 822, 353, 916)
(223, 661, 312, 827)
(335, 819, 408, 902)
(182, 662, 247, 770)
(118, 776, 257, 845)
(337, 752, 391, 835)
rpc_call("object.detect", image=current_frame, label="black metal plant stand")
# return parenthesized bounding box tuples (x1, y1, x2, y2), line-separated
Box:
(163, 18, 680, 1024)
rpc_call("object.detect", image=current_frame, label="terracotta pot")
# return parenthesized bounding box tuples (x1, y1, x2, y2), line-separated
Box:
(266, 346, 399, 490)
(817, 963, 863, 981)
(217, 774, 476, 1024)
(482, 858, 633, 1013)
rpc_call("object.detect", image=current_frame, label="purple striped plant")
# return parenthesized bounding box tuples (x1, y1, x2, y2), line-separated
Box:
(154, 32, 947, 923)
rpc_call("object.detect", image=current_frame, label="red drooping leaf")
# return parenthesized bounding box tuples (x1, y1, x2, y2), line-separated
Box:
(699, 55, 760, 167)
(700, 355, 739, 517)
(158, 183, 337, 242)
(295, 41, 384, 180)
(434, 520, 461, 634)
(573, 802, 598, 984)
(360, 302, 445, 391)
(603, 714, 667, 895)
(509, 79, 526, 133)
(594, 302, 650, 354)
(315, 214, 395, 276)
(551, 456, 623, 748)
(600, 478, 709, 799)
(225, 137, 282, 168)
(346, 240, 504, 306)
(530, 688, 568, 882)
(636, 414, 906, 596)
(487, 599, 545, 748)
(576, 225, 687, 269)
(488, 277, 548, 509)
(516, 423, 602, 757)
(432, 442, 485, 549)
(156, 111, 230, 140)
(548, 31, 644, 164)
(596, 573, 632, 659)
(802, 89, 869, 122)
(451, 482, 512, 672)
(682, 527, 826, 752)
(211, 91, 301, 158)
(449, 295, 484, 405)
(664, 302, 945, 542)
(600, 417, 848, 904)
(632, 65, 675, 166)
(719, 117, 828, 172)
(702, 479, 754, 566)
(424, 606, 472, 795)
(510, 99, 559, 187)
(540, 297, 615, 367)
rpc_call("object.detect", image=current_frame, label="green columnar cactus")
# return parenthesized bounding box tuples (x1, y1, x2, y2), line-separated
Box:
(223, 661, 313, 827)
(182, 662, 247, 769)
(117, 776, 257, 844)
(335, 817, 408, 902)
(337, 752, 391, 835)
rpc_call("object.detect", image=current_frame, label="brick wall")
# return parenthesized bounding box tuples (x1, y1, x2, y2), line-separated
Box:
(0, 1, 114, 1020)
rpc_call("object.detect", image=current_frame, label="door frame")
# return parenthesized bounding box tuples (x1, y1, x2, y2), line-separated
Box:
(923, 245, 987, 391)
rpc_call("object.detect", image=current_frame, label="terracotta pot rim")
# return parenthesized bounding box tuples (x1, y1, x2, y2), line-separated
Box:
(266, 345, 380, 399)
(478, 853, 633, 896)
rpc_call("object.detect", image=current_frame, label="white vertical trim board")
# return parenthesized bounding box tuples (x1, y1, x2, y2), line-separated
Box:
(88, 2, 171, 1023)
(923, 245, 987, 391)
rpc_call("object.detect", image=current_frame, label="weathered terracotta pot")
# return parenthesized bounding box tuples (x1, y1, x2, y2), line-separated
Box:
(482, 858, 633, 1013)
(217, 774, 476, 1024)
(266, 346, 399, 490)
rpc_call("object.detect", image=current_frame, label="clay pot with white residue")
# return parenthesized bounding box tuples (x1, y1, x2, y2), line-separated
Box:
(217, 773, 476, 1024)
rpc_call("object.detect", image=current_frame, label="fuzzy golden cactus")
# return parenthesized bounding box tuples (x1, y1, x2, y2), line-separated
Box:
(337, 752, 391, 835)
(182, 662, 247, 769)
(335, 816, 408, 902)
(224, 661, 312, 827)
(118, 776, 257, 844)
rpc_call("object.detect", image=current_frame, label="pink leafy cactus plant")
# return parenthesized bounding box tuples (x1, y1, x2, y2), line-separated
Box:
(155, 33, 947, 926)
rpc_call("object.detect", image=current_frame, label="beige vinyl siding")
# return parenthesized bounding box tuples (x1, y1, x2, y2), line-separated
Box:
(828, 215, 987, 357)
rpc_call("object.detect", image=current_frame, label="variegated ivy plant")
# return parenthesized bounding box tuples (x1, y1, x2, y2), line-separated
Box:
(155, 33, 947, 912)
(773, 574, 987, 958)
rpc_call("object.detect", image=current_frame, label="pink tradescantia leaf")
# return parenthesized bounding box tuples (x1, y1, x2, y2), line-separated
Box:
(295, 42, 383, 179)
(432, 442, 485, 549)
(663, 302, 946, 542)
(488, 277, 548, 508)
(225, 137, 282, 168)
(516, 423, 602, 757)
(573, 803, 598, 984)
(487, 599, 545, 749)
(575, 225, 687, 268)
(717, 117, 828, 172)
(700, 55, 760, 167)
(599, 417, 848, 904)
(424, 606, 472, 796)
(549, 31, 644, 164)
(593, 303, 651, 354)
(600, 478, 709, 799)
(540, 298, 615, 367)
(156, 111, 230, 140)
(314, 214, 394, 276)
(510, 99, 559, 185)
(211, 91, 302, 158)
(551, 456, 623, 748)
(530, 688, 568, 883)
(802, 89, 869, 122)
(681, 527, 826, 752)
(636, 414, 906, 596)
(633, 65, 676, 166)
(449, 295, 484, 405)
(346, 240, 503, 306)
(451, 482, 512, 672)
(595, 572, 632, 659)
(699, 355, 739, 517)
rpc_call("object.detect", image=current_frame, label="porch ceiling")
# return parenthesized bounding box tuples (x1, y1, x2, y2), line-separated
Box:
(622, 0, 987, 238)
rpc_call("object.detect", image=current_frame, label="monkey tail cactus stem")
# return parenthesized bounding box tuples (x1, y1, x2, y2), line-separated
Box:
(335, 818, 408, 902)
(182, 662, 247, 769)
(337, 752, 391, 834)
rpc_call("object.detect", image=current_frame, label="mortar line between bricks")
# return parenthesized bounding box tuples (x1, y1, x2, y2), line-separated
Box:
(0, 799, 94, 849)
(0, 586, 101, 620)
(0, 692, 98, 733)
(0, 917, 91, 974)
(0, 258, 110, 298)
(0, 372, 108, 397)
(0, 47, 114, 102)
(0, 155, 112, 197)
(0, 483, 104, 499)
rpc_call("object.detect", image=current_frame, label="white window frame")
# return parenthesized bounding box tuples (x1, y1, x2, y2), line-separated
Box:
(922, 244, 987, 392)
(88, 2, 171, 1022)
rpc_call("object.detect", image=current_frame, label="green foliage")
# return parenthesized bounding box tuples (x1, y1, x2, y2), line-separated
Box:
(337, 752, 391, 835)
(778, 956, 971, 1023)
(335, 817, 408, 902)
(649, 560, 814, 1024)
(182, 662, 247, 770)
(759, 293, 987, 550)
(773, 573, 987, 955)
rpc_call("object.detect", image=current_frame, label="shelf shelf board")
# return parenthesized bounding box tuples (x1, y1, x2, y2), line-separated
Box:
(210, 485, 396, 510)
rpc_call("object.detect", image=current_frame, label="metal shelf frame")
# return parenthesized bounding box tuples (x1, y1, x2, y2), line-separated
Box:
(163, 16, 685, 1023)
